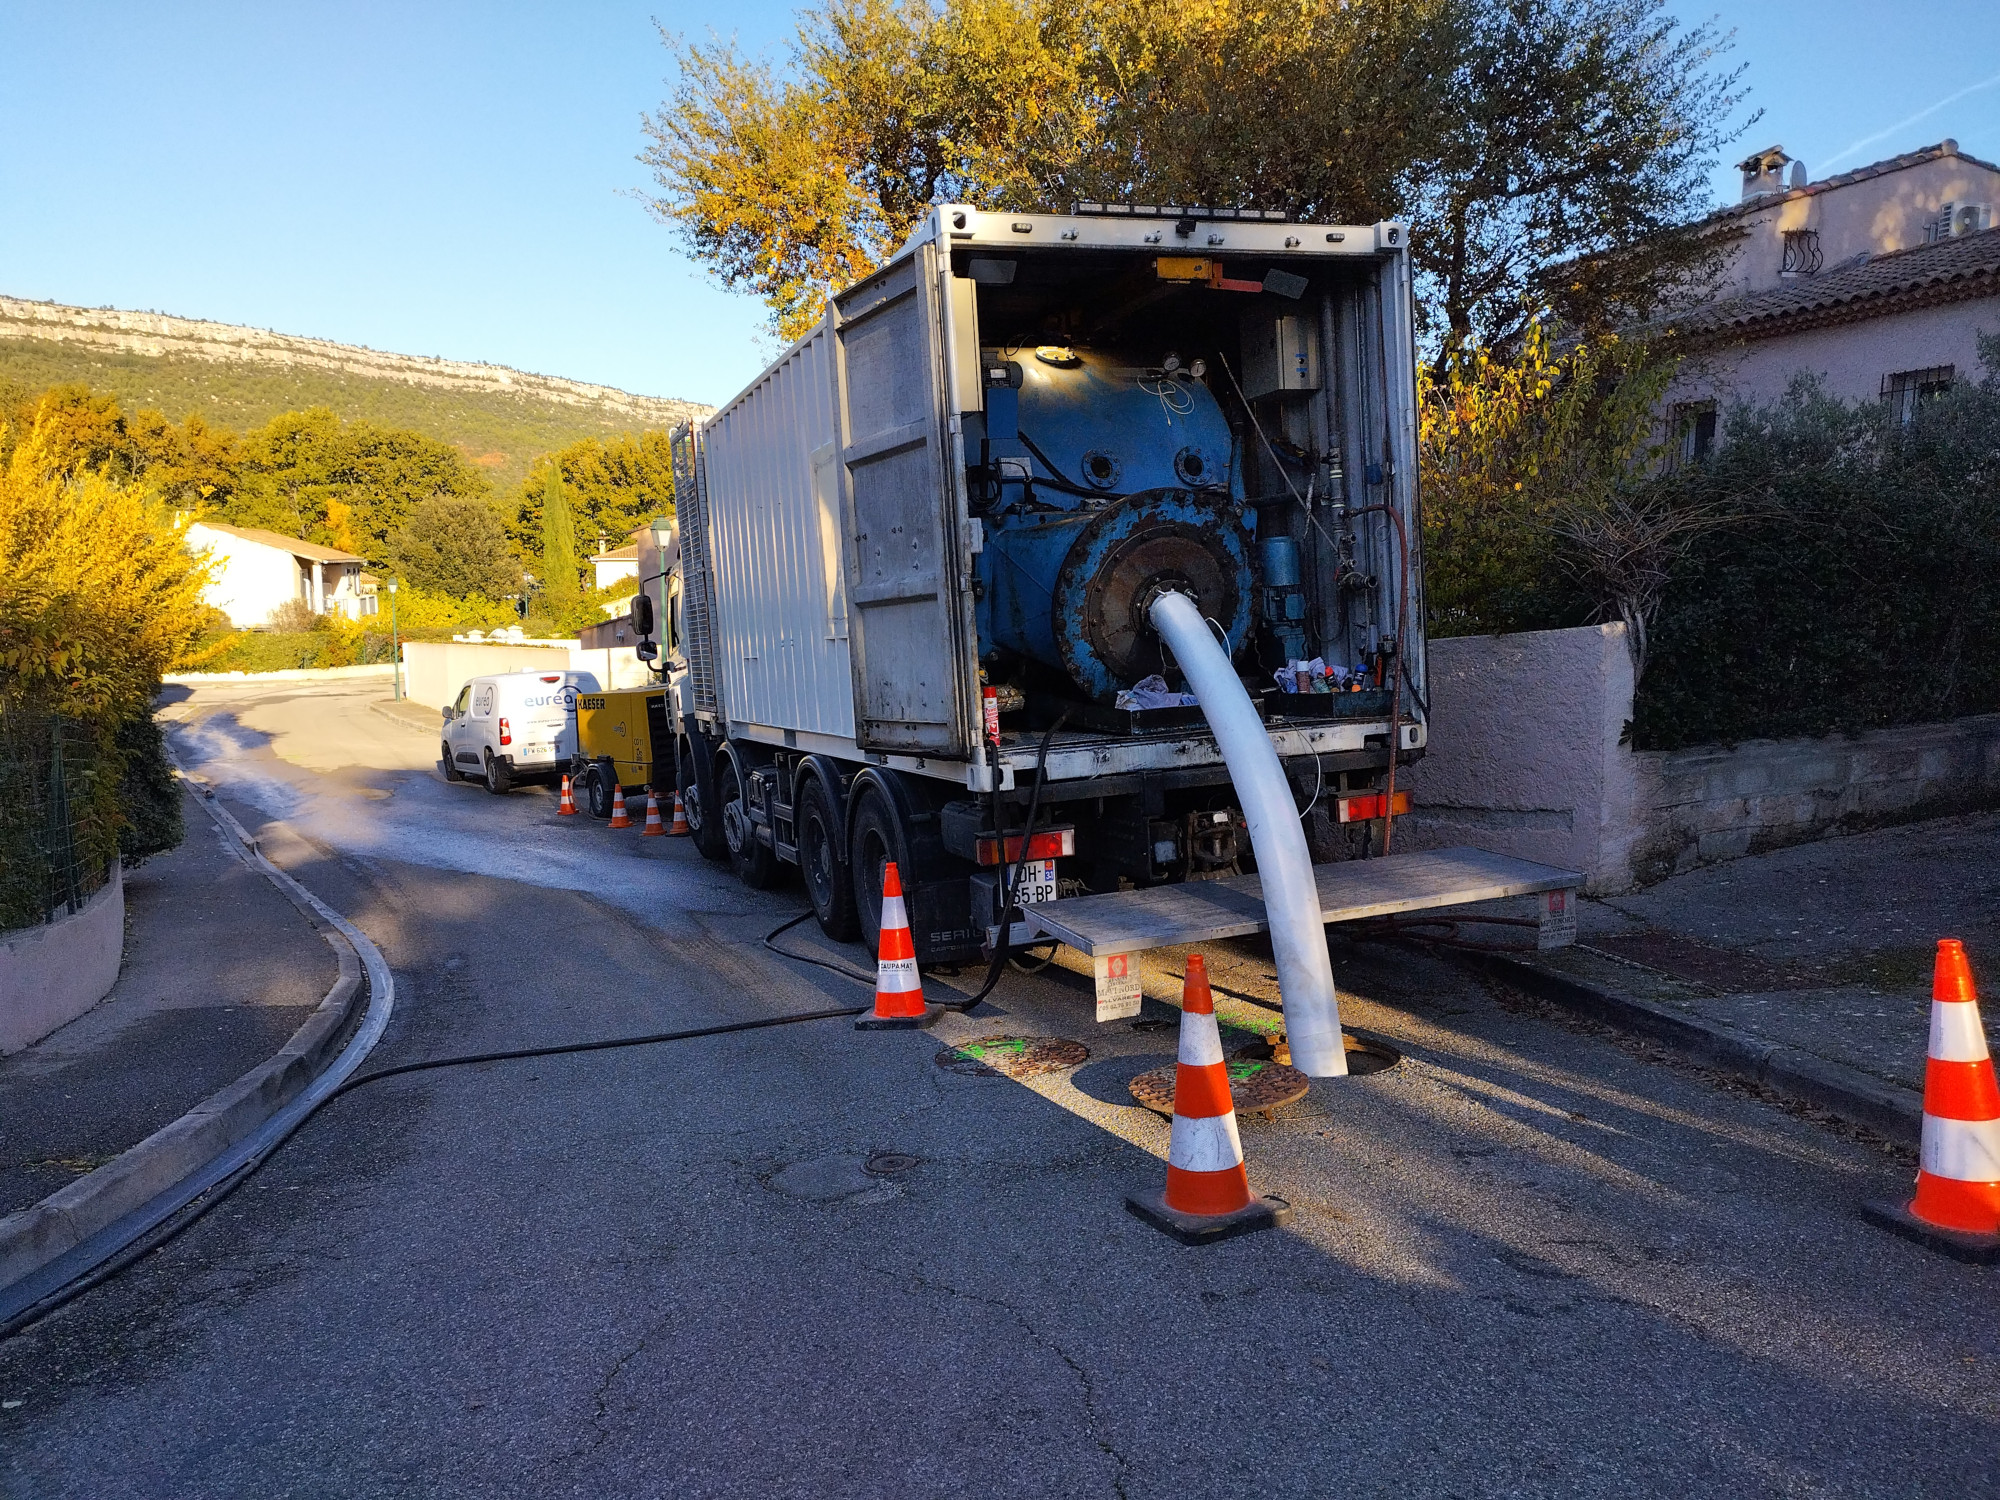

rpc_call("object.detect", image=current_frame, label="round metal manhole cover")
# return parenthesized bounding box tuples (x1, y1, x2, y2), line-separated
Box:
(1130, 1058, 1312, 1119)
(863, 1151, 920, 1178)
(934, 1035, 1090, 1079)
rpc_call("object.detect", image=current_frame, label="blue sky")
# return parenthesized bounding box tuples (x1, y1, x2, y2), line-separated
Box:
(1, 2, 1995, 409)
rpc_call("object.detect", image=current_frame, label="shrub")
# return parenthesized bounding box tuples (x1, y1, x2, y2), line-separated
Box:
(1634, 356, 2000, 749)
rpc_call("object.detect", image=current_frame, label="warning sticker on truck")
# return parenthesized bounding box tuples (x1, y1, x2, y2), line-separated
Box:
(1537, 888, 1579, 951)
(1094, 951, 1143, 1023)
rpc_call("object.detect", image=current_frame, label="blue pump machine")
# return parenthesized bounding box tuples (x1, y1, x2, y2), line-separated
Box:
(971, 345, 1306, 702)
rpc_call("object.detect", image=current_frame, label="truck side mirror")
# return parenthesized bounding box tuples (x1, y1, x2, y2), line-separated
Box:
(636, 640, 659, 663)
(630, 593, 655, 637)
(441, 706, 454, 721)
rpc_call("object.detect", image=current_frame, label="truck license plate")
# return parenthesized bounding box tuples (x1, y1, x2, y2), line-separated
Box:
(1017, 858, 1058, 906)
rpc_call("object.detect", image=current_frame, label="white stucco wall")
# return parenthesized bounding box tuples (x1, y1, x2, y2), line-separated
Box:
(187, 525, 305, 628)
(1398, 623, 1639, 892)
(1721, 152, 2000, 297)
(1671, 294, 2000, 413)
(0, 865, 123, 1055)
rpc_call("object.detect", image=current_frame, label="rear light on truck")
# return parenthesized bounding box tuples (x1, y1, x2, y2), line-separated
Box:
(499, 717, 511, 746)
(974, 827, 1076, 865)
(1336, 791, 1411, 824)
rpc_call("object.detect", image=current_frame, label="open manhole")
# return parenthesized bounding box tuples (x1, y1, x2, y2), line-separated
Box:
(934, 1035, 1090, 1079)
(863, 1151, 920, 1178)
(1232, 1033, 1402, 1076)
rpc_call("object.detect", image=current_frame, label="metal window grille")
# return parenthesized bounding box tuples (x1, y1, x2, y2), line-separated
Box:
(1779, 228, 1823, 276)
(0, 710, 112, 933)
(1882, 365, 1955, 425)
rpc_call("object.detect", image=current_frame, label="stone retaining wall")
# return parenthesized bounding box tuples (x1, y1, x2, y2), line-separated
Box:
(1399, 623, 2000, 892)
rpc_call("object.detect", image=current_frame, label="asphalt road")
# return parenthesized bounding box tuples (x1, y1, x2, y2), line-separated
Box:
(3, 679, 1996, 1499)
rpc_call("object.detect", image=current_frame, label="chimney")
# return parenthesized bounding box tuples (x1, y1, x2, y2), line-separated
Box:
(1737, 145, 1792, 203)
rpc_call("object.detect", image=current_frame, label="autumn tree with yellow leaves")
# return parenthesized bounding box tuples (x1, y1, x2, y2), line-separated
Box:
(642, 0, 1751, 344)
(0, 410, 216, 893)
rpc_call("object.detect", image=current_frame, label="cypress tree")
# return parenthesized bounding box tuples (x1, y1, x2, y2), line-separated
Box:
(539, 463, 579, 610)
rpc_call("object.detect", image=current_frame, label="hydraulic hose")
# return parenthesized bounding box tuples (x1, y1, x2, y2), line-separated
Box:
(1148, 589, 1347, 1076)
(1347, 501, 1412, 854)
(956, 711, 1070, 1011)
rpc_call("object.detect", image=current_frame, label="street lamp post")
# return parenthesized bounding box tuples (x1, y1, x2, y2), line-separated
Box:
(388, 579, 402, 701)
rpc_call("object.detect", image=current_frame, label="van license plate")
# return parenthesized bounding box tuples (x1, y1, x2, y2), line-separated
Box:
(1016, 858, 1058, 907)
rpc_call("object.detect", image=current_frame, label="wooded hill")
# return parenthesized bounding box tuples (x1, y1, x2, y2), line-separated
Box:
(0, 296, 708, 497)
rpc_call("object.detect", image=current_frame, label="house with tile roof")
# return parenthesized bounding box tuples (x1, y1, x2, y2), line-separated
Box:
(1661, 139, 2000, 460)
(185, 521, 376, 628)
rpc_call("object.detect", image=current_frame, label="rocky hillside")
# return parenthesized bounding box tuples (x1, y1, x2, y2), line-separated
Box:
(0, 296, 709, 495)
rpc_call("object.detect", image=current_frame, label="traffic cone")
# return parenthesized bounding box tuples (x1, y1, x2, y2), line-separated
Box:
(607, 783, 632, 829)
(557, 774, 578, 816)
(1865, 939, 2000, 1260)
(1126, 954, 1292, 1244)
(856, 861, 941, 1030)
(641, 789, 665, 836)
(668, 791, 690, 836)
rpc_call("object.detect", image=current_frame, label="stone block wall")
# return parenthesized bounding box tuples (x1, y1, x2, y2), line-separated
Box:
(1399, 623, 2000, 892)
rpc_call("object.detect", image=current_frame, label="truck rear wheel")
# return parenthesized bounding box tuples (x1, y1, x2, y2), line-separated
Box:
(679, 735, 727, 862)
(718, 753, 780, 889)
(849, 786, 910, 957)
(483, 749, 511, 795)
(798, 776, 857, 941)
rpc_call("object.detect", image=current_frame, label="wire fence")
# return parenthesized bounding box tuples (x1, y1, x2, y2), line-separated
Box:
(0, 710, 113, 933)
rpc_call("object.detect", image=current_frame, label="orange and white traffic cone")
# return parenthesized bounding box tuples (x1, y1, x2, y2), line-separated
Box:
(557, 774, 578, 816)
(856, 860, 940, 1030)
(668, 790, 690, 836)
(641, 789, 665, 836)
(1126, 953, 1291, 1244)
(607, 783, 632, 829)
(1865, 938, 2000, 1260)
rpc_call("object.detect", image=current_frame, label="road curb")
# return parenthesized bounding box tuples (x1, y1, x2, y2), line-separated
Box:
(1465, 950, 1924, 1140)
(0, 786, 367, 1300)
(366, 700, 436, 735)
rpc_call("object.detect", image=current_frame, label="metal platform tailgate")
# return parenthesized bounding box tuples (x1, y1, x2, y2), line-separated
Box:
(1021, 845, 1581, 961)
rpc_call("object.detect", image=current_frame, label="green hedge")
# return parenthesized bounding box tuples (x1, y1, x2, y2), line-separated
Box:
(1633, 365, 2000, 750)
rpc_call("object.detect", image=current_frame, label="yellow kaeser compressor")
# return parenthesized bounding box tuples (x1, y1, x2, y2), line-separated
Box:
(569, 687, 672, 820)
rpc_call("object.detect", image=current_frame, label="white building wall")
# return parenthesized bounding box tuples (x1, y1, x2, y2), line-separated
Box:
(1672, 293, 2000, 414)
(187, 525, 306, 628)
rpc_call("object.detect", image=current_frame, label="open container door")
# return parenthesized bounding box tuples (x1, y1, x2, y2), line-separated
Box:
(832, 238, 974, 756)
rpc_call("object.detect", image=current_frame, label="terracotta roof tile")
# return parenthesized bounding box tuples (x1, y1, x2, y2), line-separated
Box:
(1667, 224, 2000, 341)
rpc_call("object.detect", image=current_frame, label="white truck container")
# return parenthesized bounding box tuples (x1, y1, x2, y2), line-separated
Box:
(645, 204, 1538, 981)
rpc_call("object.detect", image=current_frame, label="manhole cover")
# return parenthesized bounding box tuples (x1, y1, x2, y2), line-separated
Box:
(1130, 1058, 1312, 1120)
(934, 1035, 1090, 1079)
(864, 1151, 920, 1177)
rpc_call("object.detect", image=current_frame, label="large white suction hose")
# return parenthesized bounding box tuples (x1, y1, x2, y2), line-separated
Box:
(1147, 590, 1348, 1076)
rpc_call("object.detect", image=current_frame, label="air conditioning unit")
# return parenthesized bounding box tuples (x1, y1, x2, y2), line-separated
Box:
(1940, 202, 1993, 238)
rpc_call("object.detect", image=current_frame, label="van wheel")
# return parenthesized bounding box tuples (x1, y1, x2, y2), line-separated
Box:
(483, 749, 512, 795)
(442, 743, 464, 783)
(679, 737, 727, 863)
(798, 776, 857, 940)
(718, 754, 780, 889)
(849, 786, 911, 958)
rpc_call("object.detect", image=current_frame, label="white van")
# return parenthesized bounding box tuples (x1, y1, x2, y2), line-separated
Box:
(440, 669, 600, 793)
